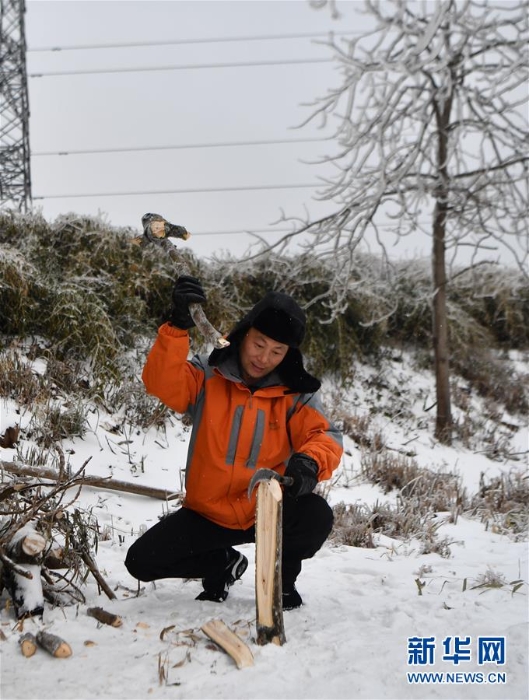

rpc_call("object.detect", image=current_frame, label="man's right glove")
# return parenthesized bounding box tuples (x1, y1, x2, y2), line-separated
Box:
(169, 275, 207, 330)
(284, 453, 319, 498)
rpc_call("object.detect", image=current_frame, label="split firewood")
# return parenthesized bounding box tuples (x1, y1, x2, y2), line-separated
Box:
(36, 630, 72, 658)
(87, 606, 123, 627)
(19, 632, 38, 657)
(255, 478, 286, 646)
(201, 619, 254, 669)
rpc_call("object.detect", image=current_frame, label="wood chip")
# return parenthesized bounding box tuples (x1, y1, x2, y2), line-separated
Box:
(201, 619, 254, 669)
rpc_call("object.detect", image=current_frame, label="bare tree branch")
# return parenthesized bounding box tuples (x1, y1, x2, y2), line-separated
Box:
(243, 0, 528, 442)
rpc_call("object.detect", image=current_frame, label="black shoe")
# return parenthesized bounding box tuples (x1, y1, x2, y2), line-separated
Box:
(196, 549, 248, 602)
(282, 585, 303, 610)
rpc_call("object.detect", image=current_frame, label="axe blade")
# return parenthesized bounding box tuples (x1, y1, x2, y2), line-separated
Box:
(141, 212, 191, 241)
(247, 469, 294, 500)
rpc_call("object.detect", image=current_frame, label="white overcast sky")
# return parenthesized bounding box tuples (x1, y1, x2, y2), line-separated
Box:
(25, 0, 373, 260)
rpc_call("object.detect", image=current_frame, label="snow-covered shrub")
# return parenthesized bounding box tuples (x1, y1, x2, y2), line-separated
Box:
(452, 348, 528, 417)
(469, 471, 529, 539)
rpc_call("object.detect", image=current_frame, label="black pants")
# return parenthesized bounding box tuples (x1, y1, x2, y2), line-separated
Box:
(125, 493, 333, 590)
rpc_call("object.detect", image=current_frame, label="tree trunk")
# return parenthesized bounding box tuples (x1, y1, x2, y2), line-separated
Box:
(431, 74, 454, 445)
(432, 205, 452, 444)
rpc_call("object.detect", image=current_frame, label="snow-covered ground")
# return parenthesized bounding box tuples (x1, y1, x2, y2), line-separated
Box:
(0, 351, 527, 700)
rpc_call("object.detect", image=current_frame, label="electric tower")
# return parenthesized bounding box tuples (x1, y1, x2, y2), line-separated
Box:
(0, 0, 31, 211)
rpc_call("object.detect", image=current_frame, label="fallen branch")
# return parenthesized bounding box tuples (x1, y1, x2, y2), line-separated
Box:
(0, 547, 34, 579)
(81, 552, 116, 601)
(0, 460, 179, 501)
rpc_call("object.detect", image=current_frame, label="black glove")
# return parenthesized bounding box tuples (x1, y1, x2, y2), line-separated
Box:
(285, 453, 319, 498)
(169, 275, 206, 330)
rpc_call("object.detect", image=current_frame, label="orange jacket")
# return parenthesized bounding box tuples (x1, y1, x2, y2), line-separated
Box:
(142, 322, 343, 530)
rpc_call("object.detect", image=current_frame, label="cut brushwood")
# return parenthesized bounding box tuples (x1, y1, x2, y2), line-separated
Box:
(1, 523, 46, 620)
(201, 619, 254, 669)
(19, 632, 38, 657)
(36, 630, 72, 658)
(9, 526, 47, 564)
(87, 606, 123, 627)
(254, 478, 286, 646)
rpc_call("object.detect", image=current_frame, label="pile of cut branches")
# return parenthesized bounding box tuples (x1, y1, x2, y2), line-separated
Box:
(0, 448, 111, 620)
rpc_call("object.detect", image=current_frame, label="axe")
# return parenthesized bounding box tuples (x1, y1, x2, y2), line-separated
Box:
(137, 213, 229, 350)
(248, 468, 293, 646)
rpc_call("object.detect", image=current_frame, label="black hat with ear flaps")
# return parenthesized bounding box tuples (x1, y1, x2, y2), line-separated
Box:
(248, 292, 306, 348)
(208, 291, 321, 393)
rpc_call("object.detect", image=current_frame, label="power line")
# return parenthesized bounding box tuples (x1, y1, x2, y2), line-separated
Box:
(28, 29, 360, 53)
(191, 227, 293, 238)
(33, 182, 321, 200)
(32, 136, 331, 158)
(28, 56, 333, 78)
(191, 222, 432, 237)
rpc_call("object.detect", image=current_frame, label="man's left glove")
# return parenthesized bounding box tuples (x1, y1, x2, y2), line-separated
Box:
(169, 275, 207, 330)
(284, 453, 319, 498)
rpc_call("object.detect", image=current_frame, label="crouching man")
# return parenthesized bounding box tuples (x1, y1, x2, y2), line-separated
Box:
(125, 277, 343, 609)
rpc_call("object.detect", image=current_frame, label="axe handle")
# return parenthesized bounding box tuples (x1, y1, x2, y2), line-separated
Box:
(188, 301, 229, 349)
(142, 235, 228, 349)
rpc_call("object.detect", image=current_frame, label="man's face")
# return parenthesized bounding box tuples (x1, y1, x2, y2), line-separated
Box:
(239, 327, 289, 384)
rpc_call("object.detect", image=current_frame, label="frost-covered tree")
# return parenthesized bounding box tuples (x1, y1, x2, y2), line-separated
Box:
(263, 0, 529, 443)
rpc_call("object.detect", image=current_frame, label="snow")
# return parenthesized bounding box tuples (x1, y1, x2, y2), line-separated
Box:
(0, 351, 527, 700)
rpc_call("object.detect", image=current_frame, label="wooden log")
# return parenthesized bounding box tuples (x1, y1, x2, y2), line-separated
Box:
(0, 460, 179, 501)
(87, 606, 122, 627)
(36, 630, 72, 658)
(8, 523, 47, 564)
(201, 619, 254, 669)
(43, 547, 70, 570)
(20, 532, 47, 558)
(254, 478, 286, 646)
(19, 632, 38, 657)
(2, 563, 44, 620)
